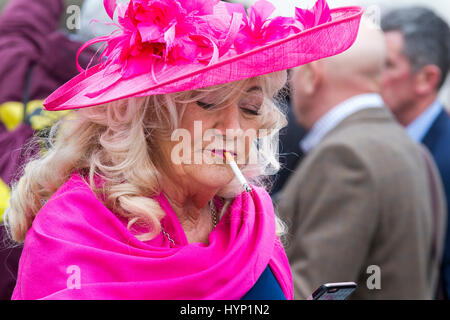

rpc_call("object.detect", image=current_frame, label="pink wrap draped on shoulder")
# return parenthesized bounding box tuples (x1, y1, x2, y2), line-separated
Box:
(12, 173, 293, 300)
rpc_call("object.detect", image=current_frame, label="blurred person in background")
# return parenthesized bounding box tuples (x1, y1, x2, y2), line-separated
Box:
(277, 20, 447, 299)
(381, 7, 450, 299)
(270, 92, 306, 199)
(0, 0, 106, 299)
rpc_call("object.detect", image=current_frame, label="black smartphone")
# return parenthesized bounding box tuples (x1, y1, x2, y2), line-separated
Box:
(308, 282, 357, 300)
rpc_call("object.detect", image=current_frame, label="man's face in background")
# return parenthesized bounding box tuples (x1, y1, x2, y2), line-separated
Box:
(381, 31, 417, 119)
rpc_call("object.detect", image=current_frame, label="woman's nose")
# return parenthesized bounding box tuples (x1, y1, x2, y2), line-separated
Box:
(216, 104, 242, 133)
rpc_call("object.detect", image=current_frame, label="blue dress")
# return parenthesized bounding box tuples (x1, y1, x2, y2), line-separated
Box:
(241, 265, 286, 300)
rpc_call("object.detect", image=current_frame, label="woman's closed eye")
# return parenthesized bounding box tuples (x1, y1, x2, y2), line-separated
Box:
(197, 100, 262, 116)
(196, 101, 216, 109)
(196, 87, 263, 115)
(239, 93, 263, 116)
(240, 105, 260, 116)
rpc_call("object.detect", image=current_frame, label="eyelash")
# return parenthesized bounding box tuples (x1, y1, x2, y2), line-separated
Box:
(196, 101, 215, 109)
(242, 108, 260, 116)
(196, 101, 261, 116)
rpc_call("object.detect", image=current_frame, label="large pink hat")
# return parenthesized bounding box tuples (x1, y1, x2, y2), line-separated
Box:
(44, 0, 363, 111)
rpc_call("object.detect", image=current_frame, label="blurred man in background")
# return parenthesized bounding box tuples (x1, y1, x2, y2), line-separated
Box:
(381, 7, 450, 299)
(277, 20, 446, 299)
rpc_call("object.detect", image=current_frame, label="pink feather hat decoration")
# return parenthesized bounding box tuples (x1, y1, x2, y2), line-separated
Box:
(44, 0, 363, 111)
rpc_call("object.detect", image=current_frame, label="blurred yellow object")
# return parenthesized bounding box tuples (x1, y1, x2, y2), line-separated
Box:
(29, 109, 71, 131)
(25, 99, 43, 116)
(0, 99, 72, 132)
(0, 179, 10, 223)
(0, 101, 23, 131)
(26, 100, 71, 131)
(29, 114, 53, 131)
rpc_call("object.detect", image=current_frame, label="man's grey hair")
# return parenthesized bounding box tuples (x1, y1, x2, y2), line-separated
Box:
(381, 7, 450, 89)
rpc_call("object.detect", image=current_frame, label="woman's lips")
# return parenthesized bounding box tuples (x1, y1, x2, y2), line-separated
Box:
(209, 149, 236, 159)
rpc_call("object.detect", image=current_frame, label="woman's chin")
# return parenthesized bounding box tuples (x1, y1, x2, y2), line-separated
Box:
(187, 163, 234, 189)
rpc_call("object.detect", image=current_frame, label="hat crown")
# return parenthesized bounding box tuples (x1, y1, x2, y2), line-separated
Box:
(91, 0, 332, 80)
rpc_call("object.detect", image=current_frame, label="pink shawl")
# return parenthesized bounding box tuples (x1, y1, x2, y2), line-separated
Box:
(12, 173, 293, 300)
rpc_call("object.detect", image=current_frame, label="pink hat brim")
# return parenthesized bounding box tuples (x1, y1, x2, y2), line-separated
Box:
(44, 7, 363, 111)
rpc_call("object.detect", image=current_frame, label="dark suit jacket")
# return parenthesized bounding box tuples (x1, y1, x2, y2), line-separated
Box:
(277, 107, 447, 299)
(422, 109, 450, 299)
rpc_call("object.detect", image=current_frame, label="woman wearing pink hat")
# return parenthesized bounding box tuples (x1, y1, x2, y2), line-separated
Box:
(4, 0, 362, 300)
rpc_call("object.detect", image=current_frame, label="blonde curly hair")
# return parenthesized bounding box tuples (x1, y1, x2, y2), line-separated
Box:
(5, 71, 288, 243)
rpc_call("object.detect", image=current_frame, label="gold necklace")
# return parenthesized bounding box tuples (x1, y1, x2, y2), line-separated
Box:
(161, 199, 218, 246)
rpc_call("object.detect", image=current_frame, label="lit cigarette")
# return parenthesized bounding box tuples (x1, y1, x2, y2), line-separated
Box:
(224, 151, 251, 193)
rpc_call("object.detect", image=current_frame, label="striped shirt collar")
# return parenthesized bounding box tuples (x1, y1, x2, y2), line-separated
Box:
(300, 93, 384, 153)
